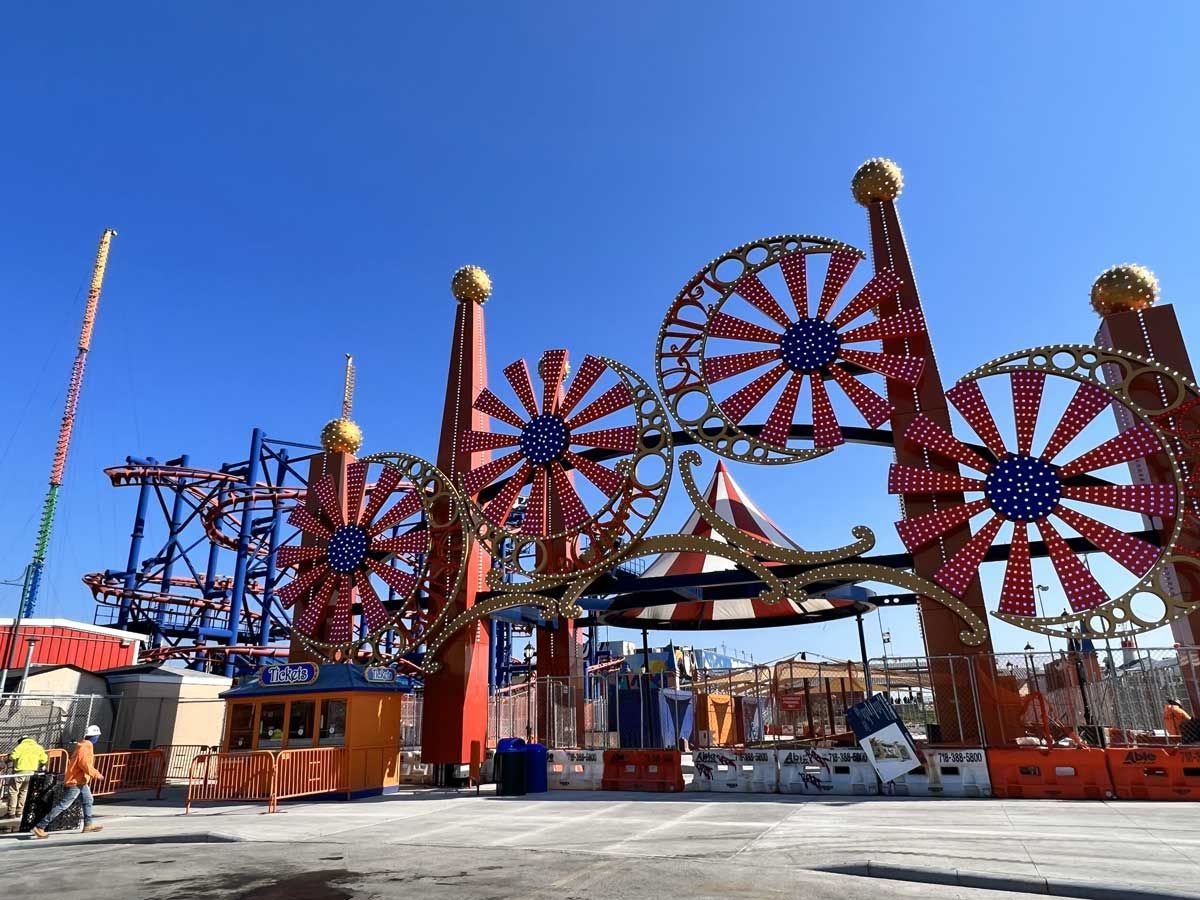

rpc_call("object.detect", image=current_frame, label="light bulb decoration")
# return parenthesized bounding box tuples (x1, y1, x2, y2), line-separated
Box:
(276, 457, 434, 659)
(458, 349, 672, 589)
(890, 344, 1198, 639)
(655, 234, 926, 464)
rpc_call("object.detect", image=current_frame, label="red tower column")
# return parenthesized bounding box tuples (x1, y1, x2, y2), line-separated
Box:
(422, 266, 494, 768)
(1092, 267, 1200, 707)
(855, 159, 1000, 744)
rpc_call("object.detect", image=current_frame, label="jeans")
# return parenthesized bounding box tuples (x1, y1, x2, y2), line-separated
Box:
(36, 783, 94, 829)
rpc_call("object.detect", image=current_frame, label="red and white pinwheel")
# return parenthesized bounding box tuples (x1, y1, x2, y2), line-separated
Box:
(461, 350, 637, 534)
(890, 372, 1176, 616)
(276, 461, 429, 646)
(701, 248, 925, 448)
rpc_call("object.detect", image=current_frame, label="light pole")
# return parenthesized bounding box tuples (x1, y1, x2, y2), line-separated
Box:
(1034, 584, 1054, 656)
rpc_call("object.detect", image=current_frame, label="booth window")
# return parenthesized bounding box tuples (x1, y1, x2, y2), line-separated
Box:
(229, 703, 254, 750)
(319, 699, 347, 746)
(288, 700, 316, 748)
(258, 702, 286, 749)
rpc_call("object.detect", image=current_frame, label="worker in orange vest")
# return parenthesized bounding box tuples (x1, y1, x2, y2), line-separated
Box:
(1164, 698, 1192, 739)
(31, 725, 105, 838)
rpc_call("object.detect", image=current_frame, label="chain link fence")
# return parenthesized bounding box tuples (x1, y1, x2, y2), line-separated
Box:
(487, 647, 1200, 751)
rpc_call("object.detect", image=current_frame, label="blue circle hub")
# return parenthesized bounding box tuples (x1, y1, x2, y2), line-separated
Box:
(780, 317, 840, 372)
(985, 454, 1062, 522)
(327, 524, 369, 573)
(521, 414, 570, 465)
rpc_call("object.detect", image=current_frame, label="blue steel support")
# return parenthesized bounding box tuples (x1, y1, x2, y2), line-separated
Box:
(199, 482, 225, 636)
(117, 457, 155, 630)
(258, 447, 288, 647)
(153, 454, 190, 648)
(224, 428, 263, 676)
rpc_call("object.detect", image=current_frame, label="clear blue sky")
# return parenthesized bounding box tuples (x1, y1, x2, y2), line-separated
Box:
(2, 3, 1198, 666)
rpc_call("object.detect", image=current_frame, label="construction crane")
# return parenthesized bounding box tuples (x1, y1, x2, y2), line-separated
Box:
(19, 229, 118, 619)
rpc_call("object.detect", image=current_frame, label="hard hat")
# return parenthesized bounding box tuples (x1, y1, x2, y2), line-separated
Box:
(84, 724, 101, 738)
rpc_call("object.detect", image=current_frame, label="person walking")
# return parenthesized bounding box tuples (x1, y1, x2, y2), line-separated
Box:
(1164, 698, 1192, 739)
(31, 725, 105, 838)
(5, 735, 48, 820)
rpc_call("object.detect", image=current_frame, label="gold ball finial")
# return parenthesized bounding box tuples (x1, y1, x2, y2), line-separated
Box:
(1090, 264, 1160, 316)
(451, 265, 492, 304)
(851, 158, 904, 206)
(321, 417, 363, 453)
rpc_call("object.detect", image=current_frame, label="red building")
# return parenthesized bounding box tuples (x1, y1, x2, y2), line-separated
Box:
(0, 618, 145, 674)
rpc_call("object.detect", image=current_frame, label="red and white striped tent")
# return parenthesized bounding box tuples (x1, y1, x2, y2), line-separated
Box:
(598, 461, 872, 629)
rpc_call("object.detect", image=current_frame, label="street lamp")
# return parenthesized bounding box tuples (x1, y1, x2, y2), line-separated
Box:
(1034, 584, 1055, 655)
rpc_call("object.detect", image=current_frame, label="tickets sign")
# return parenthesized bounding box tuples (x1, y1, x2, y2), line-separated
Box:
(260, 663, 319, 687)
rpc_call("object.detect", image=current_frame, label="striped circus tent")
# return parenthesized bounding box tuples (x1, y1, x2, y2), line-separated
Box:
(598, 461, 872, 629)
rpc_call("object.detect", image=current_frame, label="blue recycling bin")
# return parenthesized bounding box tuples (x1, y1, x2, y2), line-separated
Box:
(495, 737, 527, 796)
(524, 743, 549, 793)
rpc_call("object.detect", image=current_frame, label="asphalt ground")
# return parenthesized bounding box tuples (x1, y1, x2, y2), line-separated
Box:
(1, 787, 1197, 899)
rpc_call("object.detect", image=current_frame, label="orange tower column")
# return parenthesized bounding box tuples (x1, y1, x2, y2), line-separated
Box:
(854, 159, 999, 743)
(288, 364, 362, 663)
(422, 266, 495, 768)
(1092, 266, 1200, 707)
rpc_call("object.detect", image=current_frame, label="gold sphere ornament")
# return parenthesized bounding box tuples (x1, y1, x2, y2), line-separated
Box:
(1091, 264, 1160, 316)
(321, 417, 363, 453)
(451, 265, 492, 304)
(851, 158, 904, 206)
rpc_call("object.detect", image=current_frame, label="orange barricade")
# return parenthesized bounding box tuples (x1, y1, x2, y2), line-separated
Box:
(273, 747, 349, 805)
(987, 748, 1115, 800)
(1105, 747, 1200, 801)
(601, 750, 684, 792)
(186, 751, 276, 813)
(44, 749, 68, 776)
(92, 749, 167, 798)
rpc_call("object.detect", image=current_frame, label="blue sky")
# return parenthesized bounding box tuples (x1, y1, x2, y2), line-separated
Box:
(2, 3, 1199, 666)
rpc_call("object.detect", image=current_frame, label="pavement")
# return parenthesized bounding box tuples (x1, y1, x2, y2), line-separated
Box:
(1, 787, 1198, 899)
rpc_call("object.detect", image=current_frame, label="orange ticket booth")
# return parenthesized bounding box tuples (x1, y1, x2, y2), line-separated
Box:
(221, 662, 416, 797)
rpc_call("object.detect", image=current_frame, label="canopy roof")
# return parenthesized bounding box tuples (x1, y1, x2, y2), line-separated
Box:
(596, 461, 873, 630)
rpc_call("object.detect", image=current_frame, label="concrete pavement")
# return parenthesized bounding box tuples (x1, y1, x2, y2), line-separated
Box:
(1, 787, 1197, 898)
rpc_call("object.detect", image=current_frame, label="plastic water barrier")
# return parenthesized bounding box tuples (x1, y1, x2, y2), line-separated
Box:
(778, 746, 879, 795)
(885, 747, 991, 797)
(548, 749, 604, 790)
(689, 749, 778, 793)
(987, 747, 1115, 800)
(398, 750, 433, 785)
(601, 749, 684, 792)
(1105, 747, 1200, 801)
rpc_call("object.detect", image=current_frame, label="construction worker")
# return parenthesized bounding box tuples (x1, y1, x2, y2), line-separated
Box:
(1164, 698, 1192, 739)
(32, 725, 105, 838)
(5, 735, 48, 820)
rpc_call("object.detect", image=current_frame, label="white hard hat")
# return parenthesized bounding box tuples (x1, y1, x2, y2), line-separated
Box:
(84, 724, 101, 738)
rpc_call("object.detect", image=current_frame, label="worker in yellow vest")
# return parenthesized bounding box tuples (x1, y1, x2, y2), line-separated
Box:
(5, 736, 48, 820)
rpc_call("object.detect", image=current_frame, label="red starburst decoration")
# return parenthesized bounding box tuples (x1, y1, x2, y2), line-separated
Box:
(701, 249, 924, 448)
(890, 373, 1175, 616)
(461, 350, 637, 533)
(277, 461, 427, 645)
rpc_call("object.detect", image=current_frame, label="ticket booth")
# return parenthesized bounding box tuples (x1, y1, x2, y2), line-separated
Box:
(220, 662, 416, 796)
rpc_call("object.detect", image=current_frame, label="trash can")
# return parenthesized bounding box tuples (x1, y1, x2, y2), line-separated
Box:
(524, 743, 549, 793)
(495, 738, 527, 796)
(20, 773, 81, 833)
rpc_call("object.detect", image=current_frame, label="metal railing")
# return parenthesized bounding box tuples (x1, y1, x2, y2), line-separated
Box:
(186, 751, 277, 813)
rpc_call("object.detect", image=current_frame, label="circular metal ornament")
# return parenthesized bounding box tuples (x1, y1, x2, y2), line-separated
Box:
(894, 344, 1193, 639)
(280, 455, 445, 663)
(463, 355, 673, 590)
(655, 234, 923, 464)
